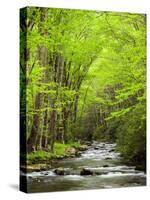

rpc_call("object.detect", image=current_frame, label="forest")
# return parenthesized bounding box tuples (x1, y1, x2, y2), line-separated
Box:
(20, 7, 146, 171)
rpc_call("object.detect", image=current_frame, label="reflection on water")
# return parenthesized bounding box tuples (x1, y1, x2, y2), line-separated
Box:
(22, 142, 146, 193)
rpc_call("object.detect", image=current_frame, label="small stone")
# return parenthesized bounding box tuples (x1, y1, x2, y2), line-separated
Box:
(84, 141, 92, 146)
(109, 149, 115, 152)
(80, 168, 93, 176)
(75, 151, 82, 157)
(103, 164, 109, 167)
(105, 157, 112, 160)
(43, 172, 49, 175)
(94, 147, 99, 150)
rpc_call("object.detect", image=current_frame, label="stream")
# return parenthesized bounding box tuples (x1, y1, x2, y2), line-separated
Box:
(23, 142, 146, 193)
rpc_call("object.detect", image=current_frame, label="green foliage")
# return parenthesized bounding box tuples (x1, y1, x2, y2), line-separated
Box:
(27, 151, 54, 163)
(20, 7, 146, 170)
(105, 107, 133, 120)
(27, 142, 81, 164)
(116, 105, 146, 170)
(76, 11, 146, 169)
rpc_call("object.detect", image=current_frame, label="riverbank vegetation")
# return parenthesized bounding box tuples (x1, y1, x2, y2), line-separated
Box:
(26, 142, 81, 164)
(20, 7, 146, 171)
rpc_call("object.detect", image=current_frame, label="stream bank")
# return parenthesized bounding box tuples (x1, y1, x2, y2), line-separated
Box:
(21, 141, 146, 193)
(21, 143, 89, 173)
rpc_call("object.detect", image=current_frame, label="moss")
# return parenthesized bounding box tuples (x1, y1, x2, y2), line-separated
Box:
(26, 142, 81, 164)
(27, 151, 54, 164)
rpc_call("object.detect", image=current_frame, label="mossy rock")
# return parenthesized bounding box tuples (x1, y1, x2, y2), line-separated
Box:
(21, 163, 50, 173)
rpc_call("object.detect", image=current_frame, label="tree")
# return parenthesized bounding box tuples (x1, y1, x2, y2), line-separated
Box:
(20, 8, 146, 170)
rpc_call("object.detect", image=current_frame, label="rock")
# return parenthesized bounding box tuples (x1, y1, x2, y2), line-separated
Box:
(80, 168, 94, 176)
(109, 149, 115, 152)
(21, 163, 50, 173)
(94, 147, 99, 150)
(78, 145, 88, 151)
(41, 172, 49, 176)
(53, 168, 70, 175)
(66, 147, 76, 157)
(54, 168, 65, 175)
(99, 144, 106, 148)
(103, 164, 109, 168)
(95, 171, 108, 175)
(75, 151, 82, 157)
(105, 157, 112, 160)
(84, 141, 92, 146)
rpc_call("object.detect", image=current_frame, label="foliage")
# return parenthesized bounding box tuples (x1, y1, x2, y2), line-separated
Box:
(27, 142, 81, 164)
(116, 105, 146, 170)
(20, 7, 146, 170)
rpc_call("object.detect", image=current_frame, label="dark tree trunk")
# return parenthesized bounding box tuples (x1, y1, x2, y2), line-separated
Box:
(27, 93, 41, 152)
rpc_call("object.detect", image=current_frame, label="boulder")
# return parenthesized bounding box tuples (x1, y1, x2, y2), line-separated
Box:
(54, 168, 65, 175)
(53, 168, 70, 175)
(78, 145, 88, 151)
(80, 168, 94, 176)
(65, 147, 77, 157)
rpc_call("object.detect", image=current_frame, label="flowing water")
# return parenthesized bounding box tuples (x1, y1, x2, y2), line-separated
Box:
(22, 142, 146, 193)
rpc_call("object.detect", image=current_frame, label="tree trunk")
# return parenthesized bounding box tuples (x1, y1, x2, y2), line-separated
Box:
(27, 93, 41, 152)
